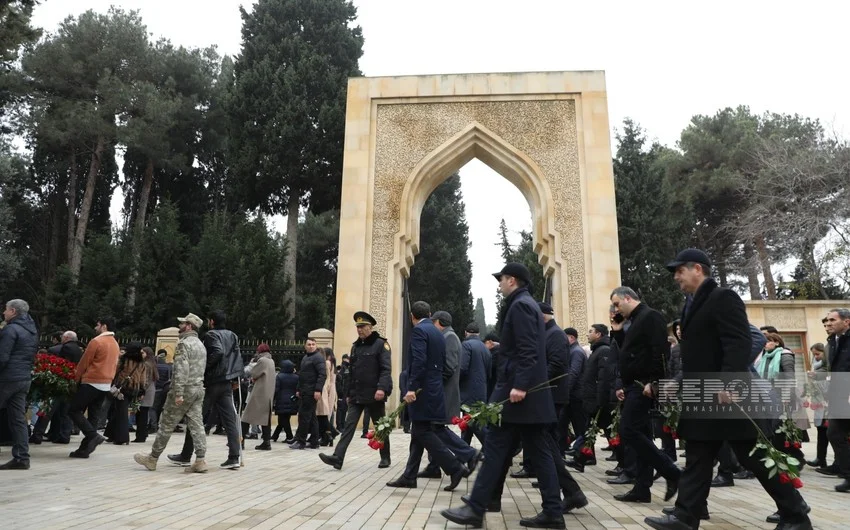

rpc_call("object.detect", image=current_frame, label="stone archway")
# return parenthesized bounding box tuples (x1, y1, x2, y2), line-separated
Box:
(333, 72, 620, 396)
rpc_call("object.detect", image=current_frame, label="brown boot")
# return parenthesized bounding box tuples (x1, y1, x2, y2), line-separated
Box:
(185, 459, 208, 473)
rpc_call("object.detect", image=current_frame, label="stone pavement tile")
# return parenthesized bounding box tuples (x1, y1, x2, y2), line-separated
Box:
(2, 428, 846, 529)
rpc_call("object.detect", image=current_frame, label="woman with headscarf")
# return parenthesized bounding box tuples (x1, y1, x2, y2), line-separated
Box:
(315, 348, 337, 446)
(104, 342, 150, 445)
(132, 346, 159, 443)
(272, 359, 299, 443)
(241, 343, 276, 450)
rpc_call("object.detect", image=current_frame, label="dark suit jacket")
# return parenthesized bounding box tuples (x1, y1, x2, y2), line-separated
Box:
(491, 287, 555, 424)
(407, 318, 447, 423)
(676, 278, 756, 441)
(544, 320, 569, 405)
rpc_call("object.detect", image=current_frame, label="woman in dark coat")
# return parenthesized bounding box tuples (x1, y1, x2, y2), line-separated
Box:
(132, 347, 159, 443)
(104, 342, 149, 445)
(272, 359, 299, 442)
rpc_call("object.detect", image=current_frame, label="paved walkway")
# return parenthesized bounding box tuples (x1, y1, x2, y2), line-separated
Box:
(0, 429, 845, 529)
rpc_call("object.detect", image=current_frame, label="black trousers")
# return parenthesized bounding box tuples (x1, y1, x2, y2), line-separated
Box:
(181, 381, 241, 459)
(294, 393, 319, 443)
(272, 414, 293, 440)
(242, 422, 270, 442)
(673, 439, 809, 527)
(134, 407, 151, 442)
(816, 425, 829, 464)
(401, 421, 464, 479)
(467, 422, 562, 516)
(717, 441, 741, 476)
(423, 425, 478, 473)
(361, 407, 371, 435)
(69, 384, 108, 441)
(104, 398, 130, 444)
(336, 398, 348, 431)
(828, 418, 850, 478)
(620, 387, 679, 493)
(33, 397, 73, 442)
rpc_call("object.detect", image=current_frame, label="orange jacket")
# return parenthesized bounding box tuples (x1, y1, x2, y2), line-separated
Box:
(75, 333, 120, 385)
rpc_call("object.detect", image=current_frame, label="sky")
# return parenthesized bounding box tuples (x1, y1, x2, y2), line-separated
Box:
(31, 0, 850, 324)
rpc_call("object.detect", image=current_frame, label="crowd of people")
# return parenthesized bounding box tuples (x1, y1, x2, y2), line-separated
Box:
(2, 247, 850, 530)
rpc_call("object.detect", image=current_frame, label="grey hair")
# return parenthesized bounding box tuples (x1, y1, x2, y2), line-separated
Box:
(610, 286, 640, 301)
(5, 299, 29, 315)
(62, 330, 78, 341)
(830, 308, 850, 320)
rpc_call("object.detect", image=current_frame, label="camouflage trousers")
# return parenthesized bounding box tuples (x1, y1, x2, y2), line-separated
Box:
(151, 387, 206, 459)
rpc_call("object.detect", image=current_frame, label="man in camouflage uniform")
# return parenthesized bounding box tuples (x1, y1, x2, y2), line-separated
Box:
(134, 313, 208, 473)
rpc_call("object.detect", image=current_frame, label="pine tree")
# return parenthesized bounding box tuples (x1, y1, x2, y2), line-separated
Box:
(473, 298, 487, 330)
(408, 174, 474, 332)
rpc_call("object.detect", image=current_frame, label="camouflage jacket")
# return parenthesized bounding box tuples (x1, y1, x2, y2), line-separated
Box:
(172, 330, 207, 398)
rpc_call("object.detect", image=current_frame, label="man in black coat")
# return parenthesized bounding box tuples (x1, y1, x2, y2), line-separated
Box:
(459, 323, 489, 445)
(441, 263, 566, 529)
(570, 324, 612, 471)
(291, 337, 326, 450)
(387, 301, 469, 490)
(610, 286, 681, 504)
(825, 308, 850, 492)
(320, 311, 392, 469)
(335, 354, 351, 432)
(645, 249, 811, 530)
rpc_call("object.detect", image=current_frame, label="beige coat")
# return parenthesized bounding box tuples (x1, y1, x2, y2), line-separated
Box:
(241, 353, 275, 426)
(316, 360, 337, 416)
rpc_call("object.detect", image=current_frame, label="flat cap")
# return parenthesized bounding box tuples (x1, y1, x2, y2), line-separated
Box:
(564, 327, 579, 338)
(666, 248, 712, 273)
(431, 311, 452, 327)
(537, 302, 554, 315)
(493, 262, 532, 285)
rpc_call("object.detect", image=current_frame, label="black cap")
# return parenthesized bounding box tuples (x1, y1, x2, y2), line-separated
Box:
(431, 311, 452, 327)
(564, 327, 578, 338)
(666, 248, 712, 273)
(537, 302, 554, 315)
(353, 311, 377, 326)
(493, 262, 532, 284)
(465, 322, 480, 334)
(342, 354, 350, 360)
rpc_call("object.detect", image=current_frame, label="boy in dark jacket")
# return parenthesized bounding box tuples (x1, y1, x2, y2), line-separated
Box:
(272, 360, 299, 442)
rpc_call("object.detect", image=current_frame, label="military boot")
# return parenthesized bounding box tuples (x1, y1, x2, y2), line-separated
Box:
(185, 459, 208, 473)
(134, 453, 158, 471)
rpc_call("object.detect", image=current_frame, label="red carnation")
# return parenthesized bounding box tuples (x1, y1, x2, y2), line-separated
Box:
(610, 437, 621, 447)
(793, 442, 801, 449)
(463, 414, 471, 422)
(367, 440, 380, 450)
(451, 416, 462, 425)
(459, 421, 469, 432)
(791, 477, 803, 489)
(671, 431, 678, 440)
(802, 401, 810, 408)
(778, 472, 790, 484)
(784, 441, 791, 448)
(366, 430, 375, 439)
(36, 410, 46, 417)
(662, 425, 671, 433)
(375, 441, 385, 449)
(823, 421, 829, 428)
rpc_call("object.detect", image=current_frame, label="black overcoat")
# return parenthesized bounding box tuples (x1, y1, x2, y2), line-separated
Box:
(544, 320, 569, 405)
(491, 287, 555, 424)
(406, 319, 447, 423)
(349, 331, 393, 403)
(676, 278, 757, 441)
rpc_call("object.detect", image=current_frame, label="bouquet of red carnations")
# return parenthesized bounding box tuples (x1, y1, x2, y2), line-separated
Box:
(28, 353, 77, 417)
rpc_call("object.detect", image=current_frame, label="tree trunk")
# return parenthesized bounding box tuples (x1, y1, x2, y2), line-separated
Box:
(47, 188, 64, 278)
(66, 149, 78, 264)
(126, 157, 155, 310)
(283, 193, 299, 340)
(68, 136, 105, 280)
(756, 234, 776, 299)
(742, 241, 761, 299)
(716, 259, 729, 288)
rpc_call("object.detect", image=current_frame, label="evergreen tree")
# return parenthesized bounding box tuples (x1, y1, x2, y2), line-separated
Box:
(295, 209, 339, 337)
(408, 174, 474, 332)
(228, 0, 363, 338)
(0, 0, 40, 120)
(615, 119, 691, 318)
(473, 298, 487, 330)
(494, 227, 545, 331)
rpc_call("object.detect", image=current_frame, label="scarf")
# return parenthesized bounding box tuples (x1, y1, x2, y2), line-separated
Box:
(756, 346, 784, 381)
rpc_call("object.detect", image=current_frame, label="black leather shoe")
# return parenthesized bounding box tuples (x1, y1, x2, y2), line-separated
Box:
(733, 469, 755, 479)
(665, 473, 680, 502)
(467, 450, 483, 473)
(167, 454, 191, 466)
(417, 469, 441, 479)
(565, 459, 584, 473)
(445, 466, 470, 491)
(68, 449, 89, 458)
(644, 514, 693, 530)
(562, 494, 588, 514)
(614, 490, 651, 503)
(584, 459, 597, 466)
(607, 474, 634, 485)
(289, 441, 306, 450)
(766, 512, 781, 524)
(606, 466, 624, 476)
(531, 481, 539, 488)
(816, 464, 840, 476)
(461, 494, 500, 513)
(386, 476, 417, 488)
(836, 479, 850, 492)
(519, 512, 565, 528)
(510, 468, 535, 479)
(711, 474, 734, 487)
(84, 434, 106, 455)
(805, 459, 824, 468)
(255, 442, 271, 450)
(663, 506, 709, 521)
(0, 459, 30, 470)
(775, 516, 813, 530)
(440, 505, 483, 528)
(319, 453, 342, 470)
(28, 434, 42, 445)
(378, 458, 391, 468)
(605, 454, 619, 461)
